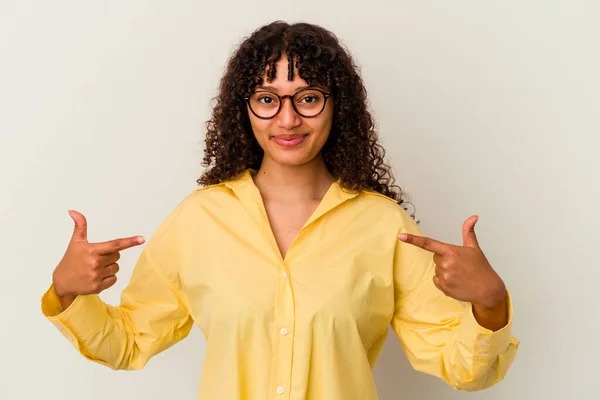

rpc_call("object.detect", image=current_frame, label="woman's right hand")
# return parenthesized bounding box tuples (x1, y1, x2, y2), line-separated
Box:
(52, 210, 145, 309)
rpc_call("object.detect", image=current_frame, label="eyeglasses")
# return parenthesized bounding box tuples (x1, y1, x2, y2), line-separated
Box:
(245, 88, 331, 119)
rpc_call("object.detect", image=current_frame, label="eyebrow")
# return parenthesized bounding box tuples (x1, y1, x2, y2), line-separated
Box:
(255, 85, 312, 93)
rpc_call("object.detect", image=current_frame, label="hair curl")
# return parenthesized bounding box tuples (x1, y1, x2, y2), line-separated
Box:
(198, 21, 414, 216)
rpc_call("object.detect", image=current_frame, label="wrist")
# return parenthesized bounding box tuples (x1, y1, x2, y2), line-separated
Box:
(52, 271, 74, 299)
(474, 286, 507, 311)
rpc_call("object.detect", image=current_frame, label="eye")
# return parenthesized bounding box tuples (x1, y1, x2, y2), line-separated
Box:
(256, 94, 278, 104)
(299, 95, 318, 103)
(296, 90, 324, 105)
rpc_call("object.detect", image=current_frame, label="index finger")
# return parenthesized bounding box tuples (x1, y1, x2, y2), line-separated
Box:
(398, 233, 451, 255)
(93, 236, 146, 254)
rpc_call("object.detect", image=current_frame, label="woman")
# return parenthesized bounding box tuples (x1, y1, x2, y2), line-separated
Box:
(42, 21, 519, 399)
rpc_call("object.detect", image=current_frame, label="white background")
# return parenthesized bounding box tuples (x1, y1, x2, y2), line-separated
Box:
(1, 1, 598, 399)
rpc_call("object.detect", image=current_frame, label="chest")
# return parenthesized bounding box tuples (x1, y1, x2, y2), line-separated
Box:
(177, 211, 398, 348)
(263, 199, 319, 260)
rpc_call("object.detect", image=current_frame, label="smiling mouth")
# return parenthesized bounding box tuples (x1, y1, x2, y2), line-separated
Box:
(271, 134, 308, 148)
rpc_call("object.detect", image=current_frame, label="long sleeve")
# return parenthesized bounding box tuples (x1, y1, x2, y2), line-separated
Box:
(41, 207, 193, 371)
(390, 214, 519, 391)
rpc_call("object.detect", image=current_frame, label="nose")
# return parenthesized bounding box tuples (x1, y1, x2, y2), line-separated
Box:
(276, 97, 302, 130)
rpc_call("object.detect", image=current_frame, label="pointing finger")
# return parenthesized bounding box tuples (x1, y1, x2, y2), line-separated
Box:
(93, 235, 146, 254)
(68, 210, 88, 242)
(399, 233, 451, 255)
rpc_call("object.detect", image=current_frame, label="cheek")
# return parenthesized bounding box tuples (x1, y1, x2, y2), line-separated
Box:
(313, 123, 331, 145)
(248, 116, 271, 144)
(311, 110, 333, 143)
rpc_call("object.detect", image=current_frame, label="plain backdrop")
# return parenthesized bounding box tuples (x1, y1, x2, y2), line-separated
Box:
(1, 1, 598, 399)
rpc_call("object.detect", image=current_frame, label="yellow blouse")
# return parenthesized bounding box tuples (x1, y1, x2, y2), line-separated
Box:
(41, 169, 519, 399)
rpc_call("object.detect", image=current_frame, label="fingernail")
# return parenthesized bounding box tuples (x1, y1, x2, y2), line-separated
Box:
(138, 236, 146, 244)
(399, 234, 408, 241)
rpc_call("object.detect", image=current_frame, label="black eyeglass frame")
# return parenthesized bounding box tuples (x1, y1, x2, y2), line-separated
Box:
(244, 88, 331, 120)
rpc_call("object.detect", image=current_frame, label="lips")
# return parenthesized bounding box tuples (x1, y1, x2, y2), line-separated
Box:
(271, 134, 308, 148)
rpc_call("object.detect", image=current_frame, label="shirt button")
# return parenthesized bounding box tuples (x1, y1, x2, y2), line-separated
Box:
(277, 386, 285, 394)
(481, 340, 489, 345)
(280, 328, 288, 335)
(282, 270, 287, 278)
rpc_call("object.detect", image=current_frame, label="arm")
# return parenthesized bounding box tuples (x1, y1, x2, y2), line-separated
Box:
(41, 208, 193, 371)
(391, 213, 519, 391)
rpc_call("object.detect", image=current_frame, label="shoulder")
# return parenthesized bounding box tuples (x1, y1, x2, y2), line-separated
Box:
(154, 182, 235, 229)
(356, 189, 410, 219)
(355, 189, 421, 233)
(187, 182, 233, 202)
(173, 182, 238, 217)
(180, 169, 252, 207)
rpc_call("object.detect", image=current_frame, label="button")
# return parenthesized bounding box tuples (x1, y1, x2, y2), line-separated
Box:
(277, 386, 285, 394)
(481, 340, 489, 345)
(282, 270, 287, 278)
(479, 350, 487, 354)
(280, 328, 288, 335)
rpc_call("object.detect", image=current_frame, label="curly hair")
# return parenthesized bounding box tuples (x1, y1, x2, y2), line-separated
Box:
(198, 20, 414, 216)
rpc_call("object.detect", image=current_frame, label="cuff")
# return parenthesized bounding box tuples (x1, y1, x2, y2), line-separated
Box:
(41, 283, 108, 350)
(457, 291, 516, 358)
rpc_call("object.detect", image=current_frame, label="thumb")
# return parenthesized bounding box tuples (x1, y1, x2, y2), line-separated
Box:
(68, 209, 88, 242)
(462, 215, 480, 248)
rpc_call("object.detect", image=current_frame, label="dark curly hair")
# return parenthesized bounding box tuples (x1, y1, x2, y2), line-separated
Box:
(198, 20, 414, 215)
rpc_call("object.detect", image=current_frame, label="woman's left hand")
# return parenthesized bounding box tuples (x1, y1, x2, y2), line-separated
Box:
(399, 215, 507, 310)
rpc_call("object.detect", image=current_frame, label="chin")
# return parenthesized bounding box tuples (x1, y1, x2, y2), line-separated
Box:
(266, 148, 318, 167)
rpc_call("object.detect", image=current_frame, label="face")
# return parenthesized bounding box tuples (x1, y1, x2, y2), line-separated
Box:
(247, 57, 334, 168)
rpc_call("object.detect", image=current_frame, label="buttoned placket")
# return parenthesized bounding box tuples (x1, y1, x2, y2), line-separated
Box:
(270, 260, 295, 399)
(225, 170, 358, 399)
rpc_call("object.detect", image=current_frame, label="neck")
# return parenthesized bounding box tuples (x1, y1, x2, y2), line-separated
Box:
(253, 155, 335, 202)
